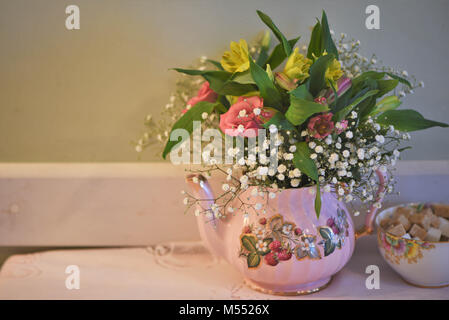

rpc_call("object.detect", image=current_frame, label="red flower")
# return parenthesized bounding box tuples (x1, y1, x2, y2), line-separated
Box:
(314, 97, 327, 105)
(259, 217, 267, 225)
(219, 96, 274, 137)
(182, 82, 218, 114)
(308, 113, 335, 139)
(243, 226, 251, 234)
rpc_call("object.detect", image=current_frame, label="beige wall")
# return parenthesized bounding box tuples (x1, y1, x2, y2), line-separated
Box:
(0, 0, 448, 161)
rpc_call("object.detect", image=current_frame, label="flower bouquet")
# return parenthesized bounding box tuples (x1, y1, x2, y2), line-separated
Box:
(136, 10, 447, 293)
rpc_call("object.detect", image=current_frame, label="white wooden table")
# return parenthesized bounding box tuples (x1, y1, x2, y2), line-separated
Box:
(0, 236, 448, 300)
(0, 161, 448, 299)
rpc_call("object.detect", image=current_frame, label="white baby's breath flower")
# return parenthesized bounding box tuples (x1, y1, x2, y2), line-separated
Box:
(290, 179, 300, 187)
(315, 146, 323, 153)
(393, 149, 400, 157)
(253, 108, 261, 115)
(357, 149, 365, 160)
(277, 164, 286, 173)
(293, 168, 301, 177)
(329, 153, 339, 163)
(310, 153, 317, 160)
(342, 150, 350, 158)
(277, 173, 285, 181)
(375, 135, 385, 144)
(338, 187, 345, 196)
(308, 141, 316, 149)
(345, 131, 353, 139)
(258, 166, 268, 176)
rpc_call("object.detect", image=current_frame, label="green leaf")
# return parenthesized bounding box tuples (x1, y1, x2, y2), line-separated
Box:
(320, 11, 339, 59)
(256, 10, 292, 57)
(241, 234, 257, 252)
(256, 30, 271, 65)
(172, 68, 257, 96)
(263, 112, 298, 133)
(318, 226, 336, 256)
(324, 239, 336, 256)
(376, 79, 399, 97)
(162, 101, 221, 159)
(319, 226, 333, 240)
(249, 55, 283, 110)
(307, 21, 322, 59)
(231, 70, 255, 85)
(333, 89, 379, 122)
(247, 252, 261, 268)
(264, 37, 300, 69)
(292, 142, 318, 182)
(385, 72, 413, 88)
(285, 92, 329, 126)
(307, 53, 334, 96)
(315, 183, 322, 218)
(290, 83, 314, 100)
(376, 109, 449, 132)
(206, 59, 224, 70)
(352, 71, 386, 87)
(370, 95, 402, 116)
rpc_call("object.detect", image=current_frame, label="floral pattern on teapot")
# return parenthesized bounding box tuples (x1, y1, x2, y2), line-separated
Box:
(239, 207, 350, 268)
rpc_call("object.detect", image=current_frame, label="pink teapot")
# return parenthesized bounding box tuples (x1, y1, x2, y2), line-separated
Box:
(186, 170, 385, 295)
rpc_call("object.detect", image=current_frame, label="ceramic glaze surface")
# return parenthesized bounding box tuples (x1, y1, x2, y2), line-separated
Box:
(376, 205, 449, 288)
(188, 175, 357, 293)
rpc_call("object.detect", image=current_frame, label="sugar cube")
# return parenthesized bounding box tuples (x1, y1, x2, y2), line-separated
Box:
(425, 227, 442, 242)
(396, 214, 411, 231)
(387, 224, 406, 237)
(432, 204, 449, 218)
(409, 224, 427, 240)
(438, 217, 449, 238)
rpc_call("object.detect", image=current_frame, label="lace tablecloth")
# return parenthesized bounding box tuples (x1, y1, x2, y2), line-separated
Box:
(0, 236, 448, 299)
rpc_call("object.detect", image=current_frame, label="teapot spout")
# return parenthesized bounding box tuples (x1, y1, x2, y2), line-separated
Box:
(186, 173, 232, 260)
(185, 174, 216, 225)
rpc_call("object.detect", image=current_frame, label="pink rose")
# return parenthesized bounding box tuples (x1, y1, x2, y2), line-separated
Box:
(219, 96, 273, 137)
(182, 81, 218, 114)
(308, 113, 335, 139)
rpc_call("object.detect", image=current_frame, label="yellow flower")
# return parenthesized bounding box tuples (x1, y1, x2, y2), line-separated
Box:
(325, 58, 344, 89)
(314, 51, 344, 89)
(282, 48, 312, 82)
(221, 39, 250, 73)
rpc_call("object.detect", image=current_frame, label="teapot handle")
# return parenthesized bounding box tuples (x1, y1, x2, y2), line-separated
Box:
(355, 169, 386, 240)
